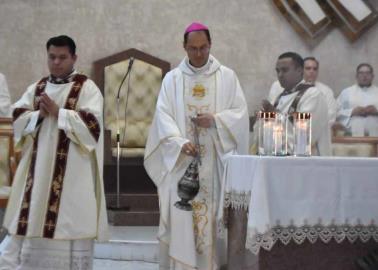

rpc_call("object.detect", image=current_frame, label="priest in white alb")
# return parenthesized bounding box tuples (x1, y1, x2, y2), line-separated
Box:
(336, 63, 378, 136)
(256, 52, 331, 156)
(0, 35, 108, 270)
(303, 57, 337, 124)
(144, 22, 249, 270)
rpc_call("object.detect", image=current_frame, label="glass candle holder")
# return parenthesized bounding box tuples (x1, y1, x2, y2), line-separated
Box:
(274, 113, 288, 156)
(258, 111, 276, 155)
(293, 112, 311, 156)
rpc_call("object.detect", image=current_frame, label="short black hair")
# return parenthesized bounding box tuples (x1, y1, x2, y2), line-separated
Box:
(184, 30, 211, 45)
(356, 63, 374, 73)
(46, 35, 76, 55)
(278, 52, 304, 69)
(304, 56, 319, 68)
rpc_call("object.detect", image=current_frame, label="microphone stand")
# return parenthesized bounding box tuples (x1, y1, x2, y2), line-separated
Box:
(109, 57, 134, 210)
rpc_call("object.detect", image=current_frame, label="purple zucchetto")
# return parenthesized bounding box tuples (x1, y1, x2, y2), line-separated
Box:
(184, 22, 209, 34)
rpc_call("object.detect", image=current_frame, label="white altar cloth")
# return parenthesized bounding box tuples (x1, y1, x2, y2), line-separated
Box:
(220, 155, 378, 254)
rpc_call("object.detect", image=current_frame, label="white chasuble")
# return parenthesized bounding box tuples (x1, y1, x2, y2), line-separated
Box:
(268, 80, 331, 156)
(0, 74, 108, 269)
(144, 55, 249, 270)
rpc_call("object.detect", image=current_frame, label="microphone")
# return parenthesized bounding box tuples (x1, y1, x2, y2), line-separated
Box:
(116, 57, 134, 99)
(127, 57, 134, 72)
(113, 56, 135, 210)
(116, 57, 134, 142)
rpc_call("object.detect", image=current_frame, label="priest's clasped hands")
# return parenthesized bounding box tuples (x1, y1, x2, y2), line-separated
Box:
(261, 99, 277, 112)
(39, 93, 60, 119)
(181, 113, 215, 156)
(351, 105, 378, 117)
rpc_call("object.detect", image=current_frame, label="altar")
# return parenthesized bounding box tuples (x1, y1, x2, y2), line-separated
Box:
(220, 155, 378, 270)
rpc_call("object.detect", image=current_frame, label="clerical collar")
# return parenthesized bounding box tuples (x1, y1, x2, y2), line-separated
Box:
(281, 80, 313, 96)
(359, 84, 372, 90)
(185, 57, 211, 74)
(274, 80, 314, 110)
(48, 70, 77, 84)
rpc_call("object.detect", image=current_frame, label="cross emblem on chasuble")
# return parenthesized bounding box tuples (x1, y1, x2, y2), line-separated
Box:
(45, 220, 55, 231)
(18, 217, 28, 228)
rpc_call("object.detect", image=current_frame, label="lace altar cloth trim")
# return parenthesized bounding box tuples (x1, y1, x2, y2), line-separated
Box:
(224, 190, 251, 210)
(246, 222, 378, 254)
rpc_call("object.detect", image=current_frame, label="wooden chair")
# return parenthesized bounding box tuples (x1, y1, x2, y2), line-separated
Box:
(93, 48, 170, 197)
(0, 117, 17, 208)
(331, 122, 378, 157)
(332, 136, 378, 157)
(94, 48, 170, 165)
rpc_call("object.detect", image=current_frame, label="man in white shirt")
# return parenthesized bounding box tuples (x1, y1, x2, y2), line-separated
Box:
(336, 63, 378, 136)
(0, 73, 11, 117)
(303, 57, 337, 124)
(259, 52, 331, 155)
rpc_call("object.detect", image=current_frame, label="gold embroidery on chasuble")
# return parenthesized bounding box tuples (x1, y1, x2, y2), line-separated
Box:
(192, 199, 209, 254)
(67, 97, 77, 109)
(198, 144, 206, 158)
(19, 217, 28, 228)
(78, 110, 101, 142)
(187, 104, 210, 115)
(192, 84, 206, 99)
(37, 81, 47, 89)
(184, 74, 217, 255)
(33, 96, 41, 110)
(187, 105, 210, 137)
(16, 77, 48, 235)
(34, 79, 48, 110)
(15, 74, 88, 238)
(21, 201, 29, 210)
(43, 74, 87, 238)
(45, 219, 56, 231)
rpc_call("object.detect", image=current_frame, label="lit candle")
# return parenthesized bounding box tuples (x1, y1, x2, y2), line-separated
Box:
(263, 120, 274, 155)
(293, 115, 312, 156)
(274, 125, 283, 155)
(298, 120, 308, 155)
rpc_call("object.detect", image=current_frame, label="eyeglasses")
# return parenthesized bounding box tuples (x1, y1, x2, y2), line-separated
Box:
(186, 46, 210, 54)
(357, 71, 373, 75)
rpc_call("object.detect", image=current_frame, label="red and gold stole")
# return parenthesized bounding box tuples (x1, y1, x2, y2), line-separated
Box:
(15, 74, 90, 238)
